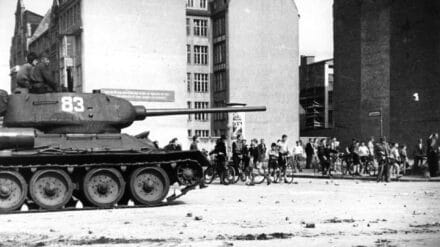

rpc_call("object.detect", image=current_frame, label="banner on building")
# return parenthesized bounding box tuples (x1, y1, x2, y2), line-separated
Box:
(101, 88, 175, 102)
(231, 112, 245, 139)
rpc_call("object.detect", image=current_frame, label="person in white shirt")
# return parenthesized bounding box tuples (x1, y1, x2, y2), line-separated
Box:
(293, 141, 304, 172)
(390, 142, 401, 179)
(278, 135, 290, 179)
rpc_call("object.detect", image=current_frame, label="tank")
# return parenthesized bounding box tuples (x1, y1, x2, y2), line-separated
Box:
(0, 90, 266, 212)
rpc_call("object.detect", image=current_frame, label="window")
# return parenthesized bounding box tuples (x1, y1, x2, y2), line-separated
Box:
(200, 0, 207, 8)
(328, 73, 334, 87)
(328, 110, 334, 126)
(194, 73, 209, 93)
(214, 71, 226, 92)
(213, 17, 225, 37)
(194, 45, 208, 65)
(214, 42, 226, 64)
(195, 101, 209, 121)
(188, 129, 192, 137)
(193, 19, 208, 37)
(328, 90, 333, 105)
(195, 130, 209, 137)
(186, 18, 191, 35)
(187, 101, 192, 121)
(187, 45, 191, 64)
(187, 73, 191, 92)
(186, 0, 193, 7)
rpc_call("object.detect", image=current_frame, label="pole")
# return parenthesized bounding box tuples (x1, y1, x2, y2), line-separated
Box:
(380, 106, 383, 138)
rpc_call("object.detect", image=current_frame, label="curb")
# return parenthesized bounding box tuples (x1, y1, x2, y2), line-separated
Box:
(293, 174, 440, 182)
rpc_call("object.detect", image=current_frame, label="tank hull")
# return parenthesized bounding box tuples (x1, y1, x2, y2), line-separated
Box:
(0, 129, 208, 213)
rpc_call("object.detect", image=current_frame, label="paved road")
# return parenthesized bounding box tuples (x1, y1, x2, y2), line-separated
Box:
(0, 178, 439, 246)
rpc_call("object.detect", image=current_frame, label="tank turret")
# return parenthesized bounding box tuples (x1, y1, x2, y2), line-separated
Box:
(1, 90, 265, 134)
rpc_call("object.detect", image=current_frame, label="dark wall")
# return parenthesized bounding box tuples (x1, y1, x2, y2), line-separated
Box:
(359, 0, 391, 141)
(333, 0, 362, 146)
(390, 0, 440, 149)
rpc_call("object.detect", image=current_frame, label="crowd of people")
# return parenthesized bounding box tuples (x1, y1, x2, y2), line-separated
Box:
(161, 132, 440, 185)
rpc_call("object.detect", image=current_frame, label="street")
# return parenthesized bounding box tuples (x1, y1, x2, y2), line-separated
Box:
(0, 178, 439, 246)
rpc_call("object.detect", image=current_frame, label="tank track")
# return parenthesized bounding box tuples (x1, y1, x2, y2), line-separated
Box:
(0, 158, 205, 214)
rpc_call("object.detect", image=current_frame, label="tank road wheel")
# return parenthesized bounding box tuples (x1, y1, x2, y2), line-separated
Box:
(83, 168, 125, 208)
(29, 169, 73, 210)
(0, 171, 27, 212)
(129, 167, 170, 206)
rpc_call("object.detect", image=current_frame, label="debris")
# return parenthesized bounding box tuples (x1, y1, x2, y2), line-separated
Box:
(88, 230, 93, 234)
(238, 199, 242, 202)
(194, 216, 203, 221)
(367, 223, 370, 227)
(124, 221, 130, 224)
(49, 229, 55, 232)
(275, 201, 280, 204)
(305, 223, 315, 228)
(285, 217, 289, 221)
(186, 212, 193, 217)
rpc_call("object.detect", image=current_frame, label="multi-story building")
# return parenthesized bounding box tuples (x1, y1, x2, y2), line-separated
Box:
(185, 0, 213, 150)
(299, 56, 334, 135)
(22, 0, 188, 148)
(334, 0, 440, 149)
(9, 0, 43, 91)
(211, 0, 300, 144)
(13, 0, 300, 148)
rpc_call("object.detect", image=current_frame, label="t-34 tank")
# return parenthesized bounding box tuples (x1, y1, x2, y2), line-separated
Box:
(0, 90, 265, 212)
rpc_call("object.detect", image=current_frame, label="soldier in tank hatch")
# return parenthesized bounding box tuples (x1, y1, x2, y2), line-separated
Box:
(12, 52, 39, 93)
(30, 54, 59, 94)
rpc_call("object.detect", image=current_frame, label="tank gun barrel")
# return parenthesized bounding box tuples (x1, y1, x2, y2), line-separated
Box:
(133, 106, 266, 120)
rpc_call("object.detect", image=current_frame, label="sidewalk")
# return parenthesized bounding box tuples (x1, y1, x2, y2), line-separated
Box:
(294, 169, 440, 182)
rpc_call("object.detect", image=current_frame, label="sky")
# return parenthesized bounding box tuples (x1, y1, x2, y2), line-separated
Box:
(0, 0, 333, 91)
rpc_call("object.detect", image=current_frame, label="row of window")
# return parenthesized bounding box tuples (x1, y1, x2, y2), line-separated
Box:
(213, 102, 227, 121)
(213, 42, 226, 65)
(59, 2, 80, 32)
(187, 45, 208, 65)
(186, 0, 207, 9)
(187, 101, 209, 121)
(187, 73, 209, 93)
(188, 129, 210, 137)
(214, 71, 226, 92)
(187, 19, 208, 37)
(213, 17, 226, 38)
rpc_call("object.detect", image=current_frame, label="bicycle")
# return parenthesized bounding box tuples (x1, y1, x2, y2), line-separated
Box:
(362, 156, 377, 176)
(204, 154, 235, 185)
(273, 156, 295, 184)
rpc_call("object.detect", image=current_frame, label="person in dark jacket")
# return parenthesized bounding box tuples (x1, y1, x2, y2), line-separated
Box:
(164, 138, 179, 151)
(305, 138, 314, 169)
(317, 138, 337, 176)
(30, 55, 58, 93)
(413, 138, 425, 171)
(375, 137, 391, 182)
(190, 135, 199, 151)
(427, 133, 439, 177)
(14, 52, 39, 92)
(209, 135, 228, 184)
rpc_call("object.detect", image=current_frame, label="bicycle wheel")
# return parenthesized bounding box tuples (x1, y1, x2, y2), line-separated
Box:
(252, 167, 266, 184)
(204, 166, 216, 184)
(284, 161, 295, 184)
(223, 165, 236, 185)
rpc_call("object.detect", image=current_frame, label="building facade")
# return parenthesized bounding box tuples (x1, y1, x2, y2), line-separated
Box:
(334, 0, 440, 149)
(13, 0, 300, 148)
(211, 0, 300, 144)
(9, 0, 43, 91)
(185, 0, 214, 150)
(299, 56, 334, 135)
